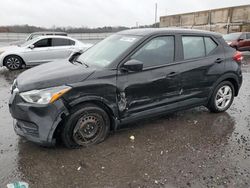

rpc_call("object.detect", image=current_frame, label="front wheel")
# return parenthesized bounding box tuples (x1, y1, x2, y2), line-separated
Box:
(207, 81, 235, 113)
(4, 55, 23, 70)
(61, 104, 110, 148)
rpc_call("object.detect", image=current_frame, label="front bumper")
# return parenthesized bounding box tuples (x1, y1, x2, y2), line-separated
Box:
(9, 91, 69, 146)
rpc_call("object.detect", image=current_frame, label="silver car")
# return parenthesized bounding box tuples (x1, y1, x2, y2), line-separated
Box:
(0, 36, 92, 70)
(10, 31, 68, 46)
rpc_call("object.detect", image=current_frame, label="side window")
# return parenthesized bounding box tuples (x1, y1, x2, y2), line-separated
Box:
(182, 36, 205, 59)
(34, 38, 51, 48)
(52, 38, 75, 46)
(204, 37, 217, 55)
(69, 40, 75, 45)
(240, 34, 246, 40)
(131, 36, 174, 68)
(246, 33, 250, 39)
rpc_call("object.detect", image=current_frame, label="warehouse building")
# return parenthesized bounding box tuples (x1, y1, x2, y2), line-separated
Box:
(160, 5, 250, 34)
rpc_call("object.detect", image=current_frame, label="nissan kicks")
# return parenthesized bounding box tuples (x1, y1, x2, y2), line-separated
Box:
(9, 28, 243, 148)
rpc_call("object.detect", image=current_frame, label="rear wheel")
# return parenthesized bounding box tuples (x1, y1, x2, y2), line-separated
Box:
(207, 81, 235, 113)
(61, 104, 110, 148)
(4, 55, 23, 70)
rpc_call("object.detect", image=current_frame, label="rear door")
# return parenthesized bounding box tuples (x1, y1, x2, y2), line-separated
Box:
(50, 38, 76, 60)
(177, 35, 225, 104)
(117, 35, 182, 118)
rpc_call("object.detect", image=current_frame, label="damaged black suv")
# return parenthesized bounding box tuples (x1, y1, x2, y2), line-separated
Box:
(9, 28, 243, 148)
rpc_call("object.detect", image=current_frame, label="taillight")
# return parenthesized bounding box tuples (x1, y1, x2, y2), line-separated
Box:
(233, 51, 243, 63)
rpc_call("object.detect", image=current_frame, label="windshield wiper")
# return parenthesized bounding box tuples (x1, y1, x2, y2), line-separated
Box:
(74, 60, 89, 68)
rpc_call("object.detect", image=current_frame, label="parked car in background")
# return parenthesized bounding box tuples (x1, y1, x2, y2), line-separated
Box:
(9, 28, 243, 148)
(223, 32, 250, 51)
(0, 36, 93, 70)
(10, 31, 68, 46)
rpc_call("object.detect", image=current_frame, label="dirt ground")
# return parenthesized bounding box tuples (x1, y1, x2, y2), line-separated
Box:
(0, 56, 250, 188)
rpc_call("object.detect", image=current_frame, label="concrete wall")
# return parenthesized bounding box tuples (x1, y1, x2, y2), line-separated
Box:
(160, 5, 250, 34)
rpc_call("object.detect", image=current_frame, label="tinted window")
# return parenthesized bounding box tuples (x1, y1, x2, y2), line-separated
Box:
(246, 33, 250, 39)
(205, 37, 217, 55)
(182, 36, 205, 59)
(131, 36, 174, 68)
(52, 38, 75, 46)
(34, 38, 51, 48)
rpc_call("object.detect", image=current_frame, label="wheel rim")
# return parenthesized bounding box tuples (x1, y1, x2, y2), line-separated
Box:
(73, 114, 103, 145)
(215, 85, 233, 110)
(6, 57, 21, 69)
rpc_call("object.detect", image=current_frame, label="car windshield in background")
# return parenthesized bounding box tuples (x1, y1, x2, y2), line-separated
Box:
(77, 34, 141, 67)
(223, 33, 241, 41)
(19, 38, 38, 47)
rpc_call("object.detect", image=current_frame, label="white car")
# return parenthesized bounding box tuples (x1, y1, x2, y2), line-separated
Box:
(0, 36, 93, 70)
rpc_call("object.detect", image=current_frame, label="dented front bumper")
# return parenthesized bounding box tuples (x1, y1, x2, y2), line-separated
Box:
(9, 91, 68, 146)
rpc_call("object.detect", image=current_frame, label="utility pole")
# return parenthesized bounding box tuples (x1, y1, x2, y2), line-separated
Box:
(155, 3, 158, 27)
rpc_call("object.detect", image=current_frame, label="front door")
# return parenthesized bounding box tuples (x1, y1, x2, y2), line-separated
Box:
(22, 38, 54, 65)
(117, 35, 181, 119)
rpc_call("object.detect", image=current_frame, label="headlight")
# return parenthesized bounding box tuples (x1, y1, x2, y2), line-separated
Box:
(20, 86, 71, 105)
(0, 51, 4, 55)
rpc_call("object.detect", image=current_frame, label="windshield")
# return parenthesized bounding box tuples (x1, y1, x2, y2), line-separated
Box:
(223, 33, 241, 41)
(19, 37, 39, 47)
(77, 34, 141, 67)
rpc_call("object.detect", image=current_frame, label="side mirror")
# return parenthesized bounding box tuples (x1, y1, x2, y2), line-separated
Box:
(69, 50, 84, 62)
(122, 59, 143, 72)
(238, 38, 244, 41)
(28, 44, 35, 49)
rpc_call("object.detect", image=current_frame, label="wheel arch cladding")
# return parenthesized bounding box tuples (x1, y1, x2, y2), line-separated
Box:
(53, 99, 117, 141)
(212, 73, 241, 97)
(223, 77, 239, 96)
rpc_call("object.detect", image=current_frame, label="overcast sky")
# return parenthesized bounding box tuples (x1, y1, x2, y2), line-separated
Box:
(0, 0, 249, 28)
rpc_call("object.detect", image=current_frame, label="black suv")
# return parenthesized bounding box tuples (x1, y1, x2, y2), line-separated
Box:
(9, 28, 243, 148)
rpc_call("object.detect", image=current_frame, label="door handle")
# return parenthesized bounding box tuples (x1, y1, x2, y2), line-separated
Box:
(166, 72, 179, 78)
(214, 58, 224, 64)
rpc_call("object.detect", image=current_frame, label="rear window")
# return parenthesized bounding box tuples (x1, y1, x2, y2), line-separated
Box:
(52, 38, 75, 46)
(182, 36, 218, 60)
(182, 36, 205, 59)
(204, 37, 217, 55)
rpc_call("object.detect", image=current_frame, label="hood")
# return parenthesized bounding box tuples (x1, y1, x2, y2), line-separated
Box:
(0, 45, 20, 52)
(10, 40, 26, 46)
(16, 59, 96, 92)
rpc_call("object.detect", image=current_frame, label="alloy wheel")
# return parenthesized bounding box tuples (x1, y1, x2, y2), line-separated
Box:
(215, 85, 233, 110)
(6, 57, 21, 70)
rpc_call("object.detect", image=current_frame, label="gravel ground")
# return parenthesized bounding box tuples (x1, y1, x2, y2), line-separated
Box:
(0, 56, 250, 188)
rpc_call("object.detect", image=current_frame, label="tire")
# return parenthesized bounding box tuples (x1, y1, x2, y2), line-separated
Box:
(207, 81, 235, 113)
(61, 104, 110, 148)
(4, 55, 23, 70)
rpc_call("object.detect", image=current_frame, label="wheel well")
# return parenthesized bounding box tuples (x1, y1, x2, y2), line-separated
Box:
(223, 78, 239, 96)
(3, 55, 25, 66)
(52, 100, 117, 142)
